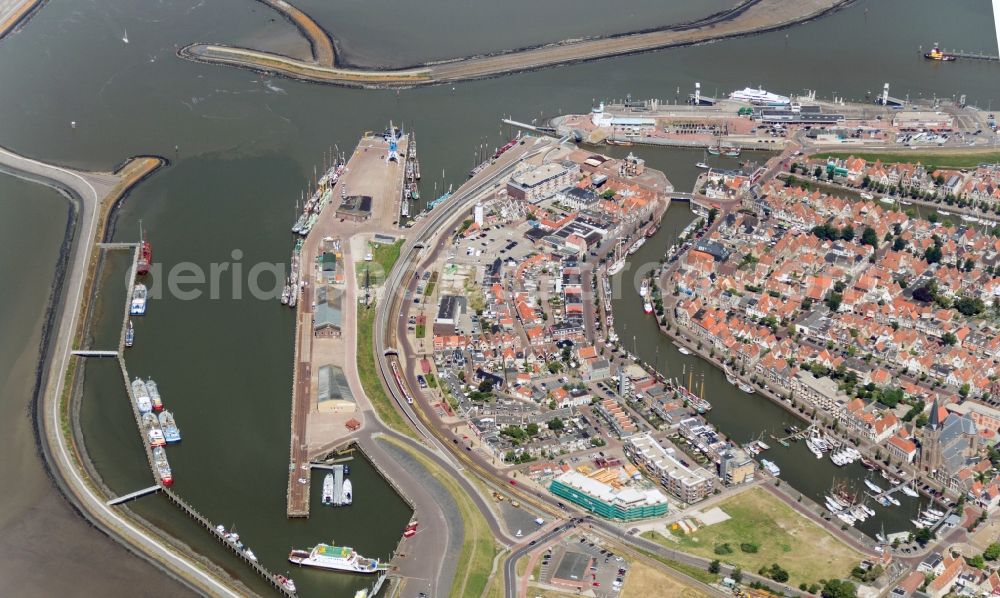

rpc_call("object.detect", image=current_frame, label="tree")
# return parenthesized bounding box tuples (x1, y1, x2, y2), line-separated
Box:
(841, 224, 855, 242)
(526, 422, 539, 436)
(968, 554, 985, 569)
(924, 244, 942, 264)
(709, 560, 721, 574)
(547, 417, 564, 431)
(821, 579, 857, 598)
(954, 296, 984, 316)
(914, 527, 933, 546)
(892, 237, 907, 251)
(941, 332, 957, 346)
(732, 567, 743, 583)
(825, 291, 843, 312)
(708, 207, 719, 226)
(814, 166, 823, 178)
(860, 226, 878, 249)
(984, 542, 1000, 561)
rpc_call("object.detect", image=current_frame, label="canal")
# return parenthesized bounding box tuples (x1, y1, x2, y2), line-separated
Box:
(0, 0, 995, 594)
(608, 144, 929, 539)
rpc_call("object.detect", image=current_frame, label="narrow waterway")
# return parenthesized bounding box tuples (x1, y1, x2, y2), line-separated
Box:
(609, 145, 928, 538)
(0, 0, 994, 593)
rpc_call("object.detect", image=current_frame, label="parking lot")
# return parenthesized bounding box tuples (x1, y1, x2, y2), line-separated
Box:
(452, 221, 533, 266)
(539, 534, 629, 597)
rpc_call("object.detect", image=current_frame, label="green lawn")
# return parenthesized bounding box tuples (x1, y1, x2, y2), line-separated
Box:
(415, 323, 426, 338)
(424, 271, 438, 296)
(643, 487, 862, 586)
(356, 304, 418, 440)
(356, 239, 404, 285)
(810, 150, 1000, 170)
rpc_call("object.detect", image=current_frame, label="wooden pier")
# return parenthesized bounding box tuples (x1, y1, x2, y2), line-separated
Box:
(161, 488, 296, 597)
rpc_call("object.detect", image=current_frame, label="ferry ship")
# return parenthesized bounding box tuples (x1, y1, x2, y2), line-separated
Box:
(729, 86, 791, 106)
(639, 280, 648, 297)
(322, 473, 334, 506)
(152, 446, 173, 486)
(643, 300, 653, 314)
(342, 479, 353, 505)
(125, 320, 134, 348)
(288, 543, 386, 573)
(145, 379, 163, 412)
(158, 410, 181, 443)
(131, 378, 153, 414)
(129, 284, 148, 316)
(924, 44, 956, 62)
(137, 233, 152, 276)
(142, 412, 166, 447)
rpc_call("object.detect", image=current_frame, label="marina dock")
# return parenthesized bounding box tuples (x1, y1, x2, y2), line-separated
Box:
(286, 128, 409, 517)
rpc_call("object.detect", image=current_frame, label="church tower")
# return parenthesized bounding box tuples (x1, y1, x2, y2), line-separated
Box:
(919, 398, 943, 473)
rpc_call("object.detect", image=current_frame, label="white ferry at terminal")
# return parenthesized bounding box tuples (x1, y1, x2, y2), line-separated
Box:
(289, 543, 386, 573)
(729, 86, 790, 106)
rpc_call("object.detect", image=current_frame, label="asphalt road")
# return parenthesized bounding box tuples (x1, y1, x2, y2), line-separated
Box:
(0, 145, 241, 596)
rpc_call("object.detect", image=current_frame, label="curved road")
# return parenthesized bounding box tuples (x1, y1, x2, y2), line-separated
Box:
(0, 146, 241, 597)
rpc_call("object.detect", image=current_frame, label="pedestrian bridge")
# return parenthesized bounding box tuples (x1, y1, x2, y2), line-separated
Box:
(106, 484, 161, 506)
(71, 350, 118, 358)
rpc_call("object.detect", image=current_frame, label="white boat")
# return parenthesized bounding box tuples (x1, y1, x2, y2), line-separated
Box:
(837, 512, 856, 526)
(961, 214, 980, 223)
(886, 495, 900, 507)
(289, 543, 385, 573)
(925, 507, 945, 518)
(342, 478, 353, 505)
(607, 260, 624, 275)
(805, 437, 824, 459)
(643, 300, 653, 314)
(911, 519, 927, 528)
(737, 381, 756, 394)
(879, 196, 895, 205)
(696, 162, 710, 169)
(937, 209, 952, 216)
(129, 283, 148, 315)
(122, 26, 129, 44)
(729, 86, 790, 106)
(131, 378, 153, 414)
(322, 473, 334, 506)
(860, 192, 874, 200)
(864, 479, 884, 493)
(639, 280, 649, 297)
(901, 485, 919, 498)
(245, 549, 257, 561)
(760, 459, 780, 476)
(628, 238, 646, 255)
(515, 529, 522, 537)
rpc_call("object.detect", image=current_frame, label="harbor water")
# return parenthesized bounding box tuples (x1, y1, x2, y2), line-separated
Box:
(0, 0, 995, 594)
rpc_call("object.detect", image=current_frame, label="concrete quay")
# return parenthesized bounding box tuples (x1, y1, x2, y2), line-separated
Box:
(286, 130, 409, 517)
(179, 0, 852, 88)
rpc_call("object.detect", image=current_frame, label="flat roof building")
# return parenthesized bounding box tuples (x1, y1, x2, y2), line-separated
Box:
(548, 470, 669, 521)
(626, 433, 715, 504)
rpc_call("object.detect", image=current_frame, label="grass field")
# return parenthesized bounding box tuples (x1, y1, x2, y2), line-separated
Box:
(356, 305, 418, 440)
(356, 239, 404, 285)
(381, 435, 498, 598)
(643, 487, 862, 585)
(811, 150, 1000, 170)
(621, 560, 708, 598)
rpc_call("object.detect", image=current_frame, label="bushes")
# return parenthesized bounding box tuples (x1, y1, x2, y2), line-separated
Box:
(715, 543, 734, 555)
(740, 542, 760, 554)
(759, 563, 789, 583)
